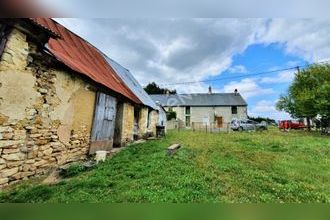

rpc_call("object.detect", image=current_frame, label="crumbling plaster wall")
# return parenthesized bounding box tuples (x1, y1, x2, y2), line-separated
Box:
(115, 102, 134, 146)
(0, 28, 96, 188)
(138, 107, 148, 137)
(149, 110, 158, 135)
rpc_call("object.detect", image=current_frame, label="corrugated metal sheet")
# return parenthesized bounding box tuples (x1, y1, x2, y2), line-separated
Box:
(150, 93, 248, 107)
(104, 56, 158, 110)
(30, 18, 141, 104)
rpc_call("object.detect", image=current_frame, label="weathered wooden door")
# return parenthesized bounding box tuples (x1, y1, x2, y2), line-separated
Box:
(215, 116, 223, 128)
(90, 92, 117, 154)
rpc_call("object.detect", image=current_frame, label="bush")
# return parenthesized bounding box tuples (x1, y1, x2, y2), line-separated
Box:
(167, 111, 176, 120)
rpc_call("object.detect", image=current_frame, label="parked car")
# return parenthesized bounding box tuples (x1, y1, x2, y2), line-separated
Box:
(231, 119, 268, 131)
(278, 120, 305, 130)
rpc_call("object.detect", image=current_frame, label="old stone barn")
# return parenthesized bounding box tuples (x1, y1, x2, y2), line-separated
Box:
(0, 18, 163, 187)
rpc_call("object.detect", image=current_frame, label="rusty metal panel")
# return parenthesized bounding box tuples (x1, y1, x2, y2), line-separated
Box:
(90, 92, 117, 154)
(30, 18, 141, 104)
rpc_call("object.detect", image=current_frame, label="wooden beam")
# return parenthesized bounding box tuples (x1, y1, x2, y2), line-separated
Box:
(167, 144, 181, 156)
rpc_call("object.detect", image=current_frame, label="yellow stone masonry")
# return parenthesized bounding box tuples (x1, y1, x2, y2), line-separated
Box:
(0, 29, 29, 71)
(138, 107, 148, 137)
(123, 103, 134, 142)
(0, 27, 96, 188)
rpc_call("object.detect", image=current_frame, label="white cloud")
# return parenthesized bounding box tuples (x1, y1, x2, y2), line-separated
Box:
(39, 1, 330, 18)
(258, 19, 330, 62)
(252, 100, 276, 112)
(249, 100, 291, 120)
(228, 65, 247, 73)
(55, 18, 265, 92)
(286, 60, 300, 67)
(55, 18, 330, 94)
(260, 69, 295, 84)
(223, 78, 273, 99)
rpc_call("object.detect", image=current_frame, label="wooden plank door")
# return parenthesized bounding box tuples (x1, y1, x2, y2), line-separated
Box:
(215, 116, 223, 128)
(90, 92, 117, 154)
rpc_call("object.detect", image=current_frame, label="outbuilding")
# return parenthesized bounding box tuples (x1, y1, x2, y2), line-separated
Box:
(0, 18, 162, 187)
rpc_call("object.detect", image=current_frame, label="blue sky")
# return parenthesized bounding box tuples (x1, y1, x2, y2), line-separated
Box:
(57, 19, 330, 121)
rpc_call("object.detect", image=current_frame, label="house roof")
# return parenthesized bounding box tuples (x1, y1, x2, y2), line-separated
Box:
(104, 56, 157, 109)
(30, 18, 141, 104)
(150, 93, 247, 107)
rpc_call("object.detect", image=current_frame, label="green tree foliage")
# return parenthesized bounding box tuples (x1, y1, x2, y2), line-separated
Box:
(276, 64, 330, 130)
(248, 116, 277, 125)
(144, 82, 176, 95)
(166, 111, 177, 121)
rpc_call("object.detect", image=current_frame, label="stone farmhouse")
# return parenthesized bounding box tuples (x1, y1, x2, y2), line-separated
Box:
(0, 18, 162, 187)
(151, 88, 248, 129)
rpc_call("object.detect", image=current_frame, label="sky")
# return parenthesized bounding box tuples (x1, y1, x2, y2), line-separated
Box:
(55, 18, 330, 120)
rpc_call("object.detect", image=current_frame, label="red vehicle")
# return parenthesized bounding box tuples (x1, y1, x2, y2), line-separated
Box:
(279, 120, 306, 130)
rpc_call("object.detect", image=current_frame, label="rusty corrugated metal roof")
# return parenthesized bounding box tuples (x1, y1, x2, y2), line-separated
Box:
(30, 18, 141, 104)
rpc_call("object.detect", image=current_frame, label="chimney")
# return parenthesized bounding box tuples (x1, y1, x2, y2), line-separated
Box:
(208, 86, 212, 94)
(234, 89, 238, 96)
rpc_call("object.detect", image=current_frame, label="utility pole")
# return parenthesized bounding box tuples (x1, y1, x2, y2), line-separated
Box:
(296, 66, 301, 74)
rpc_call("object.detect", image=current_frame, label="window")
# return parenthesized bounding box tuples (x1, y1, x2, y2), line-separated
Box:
(231, 106, 238, 114)
(185, 116, 191, 127)
(185, 106, 191, 115)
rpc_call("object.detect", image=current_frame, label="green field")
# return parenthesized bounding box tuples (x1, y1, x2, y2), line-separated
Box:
(1, 129, 329, 203)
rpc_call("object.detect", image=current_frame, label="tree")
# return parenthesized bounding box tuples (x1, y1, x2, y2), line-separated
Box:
(166, 111, 177, 121)
(248, 116, 276, 125)
(144, 82, 176, 95)
(276, 64, 330, 131)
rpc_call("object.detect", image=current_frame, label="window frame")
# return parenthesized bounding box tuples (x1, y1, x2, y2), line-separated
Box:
(185, 106, 191, 115)
(231, 106, 238, 114)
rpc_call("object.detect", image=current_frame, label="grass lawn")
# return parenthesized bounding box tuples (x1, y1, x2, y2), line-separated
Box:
(0, 128, 329, 203)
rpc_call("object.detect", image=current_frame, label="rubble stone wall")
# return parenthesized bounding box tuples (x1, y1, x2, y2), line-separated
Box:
(0, 28, 96, 188)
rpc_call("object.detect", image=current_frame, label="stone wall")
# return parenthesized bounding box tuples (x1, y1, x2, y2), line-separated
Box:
(114, 102, 134, 146)
(164, 106, 247, 127)
(0, 28, 96, 188)
(190, 106, 247, 125)
(149, 110, 159, 135)
(138, 107, 148, 137)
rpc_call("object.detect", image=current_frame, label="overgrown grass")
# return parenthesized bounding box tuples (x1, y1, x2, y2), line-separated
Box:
(1, 128, 329, 203)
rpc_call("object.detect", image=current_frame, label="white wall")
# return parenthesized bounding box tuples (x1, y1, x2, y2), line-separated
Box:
(165, 106, 247, 127)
